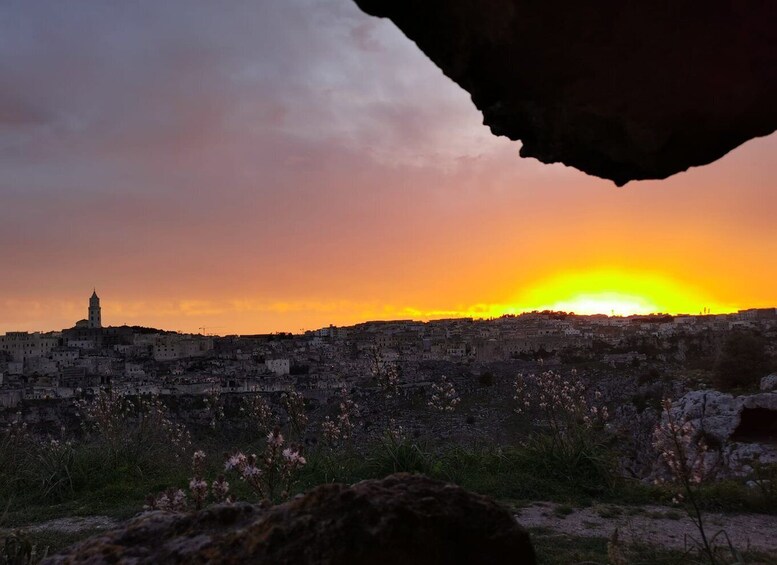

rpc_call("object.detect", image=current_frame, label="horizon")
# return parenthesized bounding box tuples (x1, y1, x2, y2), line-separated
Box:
(1, 0, 775, 337)
(5, 293, 774, 337)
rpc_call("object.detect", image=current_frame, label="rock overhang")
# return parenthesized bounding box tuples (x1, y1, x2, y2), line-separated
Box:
(353, 0, 777, 186)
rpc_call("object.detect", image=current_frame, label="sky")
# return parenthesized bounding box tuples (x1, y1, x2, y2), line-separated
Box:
(1, 0, 775, 335)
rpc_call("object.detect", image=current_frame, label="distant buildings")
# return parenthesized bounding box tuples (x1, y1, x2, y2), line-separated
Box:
(0, 332, 59, 362)
(736, 308, 777, 321)
(265, 358, 291, 376)
(153, 335, 214, 361)
(1, 292, 777, 411)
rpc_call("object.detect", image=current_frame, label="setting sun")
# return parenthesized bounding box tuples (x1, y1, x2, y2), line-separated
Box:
(503, 270, 738, 317)
(537, 293, 657, 317)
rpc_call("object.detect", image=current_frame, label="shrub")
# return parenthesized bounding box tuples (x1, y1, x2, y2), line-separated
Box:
(239, 393, 275, 440)
(320, 387, 359, 448)
(367, 435, 432, 476)
(713, 332, 769, 390)
(280, 390, 308, 441)
(513, 369, 615, 492)
(75, 390, 192, 469)
(0, 416, 33, 497)
(29, 438, 75, 501)
(427, 376, 460, 412)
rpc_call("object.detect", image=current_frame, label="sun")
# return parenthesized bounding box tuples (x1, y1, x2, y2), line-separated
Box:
(543, 292, 658, 316)
(503, 269, 736, 316)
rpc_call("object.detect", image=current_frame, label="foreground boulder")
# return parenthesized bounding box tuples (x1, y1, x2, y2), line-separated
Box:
(353, 0, 777, 185)
(43, 474, 536, 564)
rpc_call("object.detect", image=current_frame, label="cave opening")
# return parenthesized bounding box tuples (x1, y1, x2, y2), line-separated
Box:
(731, 408, 777, 444)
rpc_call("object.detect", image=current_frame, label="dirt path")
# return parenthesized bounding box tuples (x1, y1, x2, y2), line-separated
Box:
(20, 516, 120, 535)
(515, 502, 777, 553)
(9, 503, 777, 557)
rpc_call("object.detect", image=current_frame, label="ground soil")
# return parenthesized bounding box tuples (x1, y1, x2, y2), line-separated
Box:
(516, 502, 777, 553)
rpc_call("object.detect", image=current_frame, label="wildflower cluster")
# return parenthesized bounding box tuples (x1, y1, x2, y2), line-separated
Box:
(1, 412, 30, 442)
(280, 390, 308, 440)
(652, 398, 712, 486)
(385, 418, 405, 443)
(211, 475, 230, 503)
(652, 398, 721, 562)
(146, 448, 232, 512)
(189, 450, 208, 510)
(513, 370, 608, 432)
(144, 488, 188, 512)
(76, 390, 192, 462)
(224, 428, 306, 501)
(240, 393, 275, 437)
(427, 376, 461, 412)
(203, 388, 225, 431)
(138, 395, 192, 461)
(321, 387, 360, 446)
(74, 389, 133, 455)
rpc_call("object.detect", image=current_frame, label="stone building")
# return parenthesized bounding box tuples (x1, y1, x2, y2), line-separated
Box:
(0, 332, 59, 363)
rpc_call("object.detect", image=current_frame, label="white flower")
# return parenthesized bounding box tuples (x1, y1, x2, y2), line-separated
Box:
(242, 465, 261, 478)
(225, 452, 247, 471)
(267, 431, 284, 447)
(189, 478, 208, 493)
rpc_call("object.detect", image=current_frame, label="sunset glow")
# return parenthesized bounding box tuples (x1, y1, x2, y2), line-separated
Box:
(0, 0, 774, 335)
(509, 270, 736, 317)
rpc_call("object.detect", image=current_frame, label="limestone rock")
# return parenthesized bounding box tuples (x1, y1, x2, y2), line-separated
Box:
(724, 442, 777, 476)
(353, 0, 777, 185)
(760, 374, 777, 392)
(662, 391, 777, 478)
(741, 392, 777, 412)
(43, 474, 536, 564)
(670, 390, 740, 443)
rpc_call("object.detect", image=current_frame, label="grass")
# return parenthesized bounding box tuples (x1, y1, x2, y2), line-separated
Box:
(3, 430, 777, 564)
(552, 504, 575, 519)
(3, 435, 776, 527)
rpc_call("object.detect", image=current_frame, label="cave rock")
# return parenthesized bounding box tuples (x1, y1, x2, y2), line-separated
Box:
(354, 0, 777, 185)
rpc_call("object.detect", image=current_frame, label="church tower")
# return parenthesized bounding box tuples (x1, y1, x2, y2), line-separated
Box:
(88, 289, 102, 329)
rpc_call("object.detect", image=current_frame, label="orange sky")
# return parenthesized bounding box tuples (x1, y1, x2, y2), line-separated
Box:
(0, 1, 775, 335)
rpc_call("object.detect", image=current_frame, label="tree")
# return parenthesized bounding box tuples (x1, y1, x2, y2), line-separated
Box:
(713, 332, 768, 390)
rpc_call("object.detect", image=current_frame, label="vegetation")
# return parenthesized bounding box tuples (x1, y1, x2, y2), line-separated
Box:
(3, 368, 777, 563)
(713, 332, 770, 390)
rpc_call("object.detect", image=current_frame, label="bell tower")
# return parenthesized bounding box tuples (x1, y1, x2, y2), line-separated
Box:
(88, 289, 102, 329)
